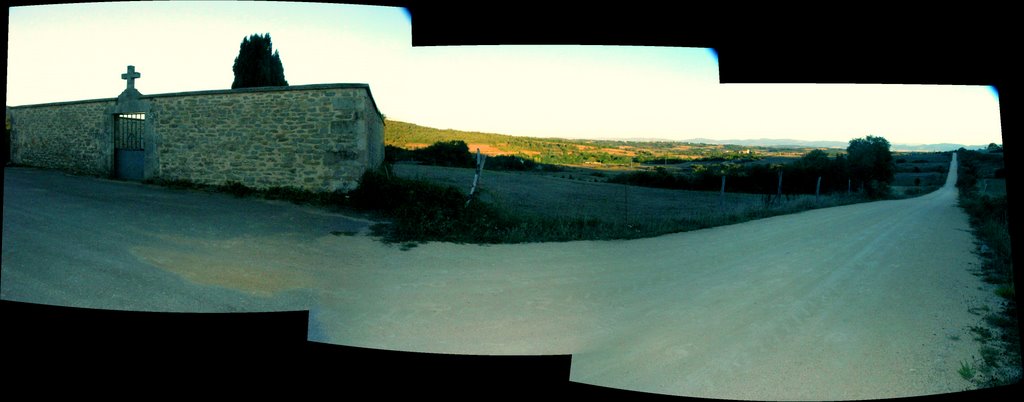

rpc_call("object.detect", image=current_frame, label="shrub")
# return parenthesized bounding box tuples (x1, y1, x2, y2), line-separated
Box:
(347, 169, 516, 243)
(417, 140, 475, 167)
(384, 145, 416, 164)
(864, 179, 891, 199)
(540, 163, 565, 172)
(486, 155, 537, 171)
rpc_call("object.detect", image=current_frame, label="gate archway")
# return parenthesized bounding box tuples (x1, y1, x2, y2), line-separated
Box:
(107, 65, 155, 181)
(114, 112, 145, 180)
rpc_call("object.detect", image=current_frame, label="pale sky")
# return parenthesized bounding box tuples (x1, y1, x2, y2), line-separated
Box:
(6, 1, 1003, 146)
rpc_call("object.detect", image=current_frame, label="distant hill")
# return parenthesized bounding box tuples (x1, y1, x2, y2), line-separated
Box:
(681, 138, 988, 152)
(384, 120, 777, 165)
(685, 138, 850, 149)
(383, 120, 981, 166)
(890, 143, 989, 152)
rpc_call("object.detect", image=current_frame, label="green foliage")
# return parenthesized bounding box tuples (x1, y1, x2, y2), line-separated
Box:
(957, 149, 1012, 296)
(609, 149, 852, 196)
(347, 169, 511, 243)
(231, 33, 288, 89)
(971, 325, 993, 342)
(386, 141, 559, 172)
(995, 285, 1015, 301)
(959, 361, 976, 380)
(608, 167, 690, 189)
(486, 155, 537, 171)
(980, 346, 1001, 367)
(384, 144, 415, 164)
(847, 136, 895, 198)
(384, 120, 771, 167)
(417, 140, 475, 168)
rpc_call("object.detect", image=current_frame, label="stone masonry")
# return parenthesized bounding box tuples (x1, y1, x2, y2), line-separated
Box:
(7, 82, 384, 192)
(6, 100, 115, 176)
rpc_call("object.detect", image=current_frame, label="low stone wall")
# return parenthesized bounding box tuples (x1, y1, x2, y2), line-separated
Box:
(7, 99, 115, 176)
(7, 83, 384, 192)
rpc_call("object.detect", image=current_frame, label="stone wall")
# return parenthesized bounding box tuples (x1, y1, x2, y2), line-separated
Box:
(7, 99, 115, 176)
(7, 83, 384, 192)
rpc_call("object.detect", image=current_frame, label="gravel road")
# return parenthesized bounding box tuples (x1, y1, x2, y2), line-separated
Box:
(1, 153, 999, 399)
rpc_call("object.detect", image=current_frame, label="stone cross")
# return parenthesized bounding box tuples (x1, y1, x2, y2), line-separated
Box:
(121, 65, 141, 91)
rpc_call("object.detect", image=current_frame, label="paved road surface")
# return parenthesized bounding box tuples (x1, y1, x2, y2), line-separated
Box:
(1, 154, 998, 399)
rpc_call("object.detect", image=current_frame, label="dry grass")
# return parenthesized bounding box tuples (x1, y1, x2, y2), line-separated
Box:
(392, 163, 866, 231)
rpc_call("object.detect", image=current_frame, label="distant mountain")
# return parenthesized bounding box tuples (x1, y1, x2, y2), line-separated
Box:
(889, 143, 989, 152)
(684, 138, 849, 149)
(386, 120, 989, 155)
(680, 138, 988, 152)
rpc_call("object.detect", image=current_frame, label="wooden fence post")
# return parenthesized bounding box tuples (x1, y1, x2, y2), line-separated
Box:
(465, 148, 486, 207)
(775, 169, 783, 206)
(624, 182, 629, 226)
(816, 176, 822, 204)
(720, 174, 726, 210)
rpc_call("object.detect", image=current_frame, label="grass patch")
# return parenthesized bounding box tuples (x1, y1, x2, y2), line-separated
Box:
(969, 306, 991, 315)
(954, 149, 1020, 388)
(984, 312, 1018, 336)
(959, 361, 976, 380)
(991, 284, 1015, 298)
(971, 326, 993, 342)
(346, 168, 873, 245)
(980, 346, 1002, 367)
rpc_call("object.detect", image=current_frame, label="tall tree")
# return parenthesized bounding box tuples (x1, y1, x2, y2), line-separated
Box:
(231, 33, 288, 89)
(847, 135, 895, 197)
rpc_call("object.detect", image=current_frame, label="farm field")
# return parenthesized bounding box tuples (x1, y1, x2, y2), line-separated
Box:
(891, 152, 952, 197)
(392, 163, 859, 227)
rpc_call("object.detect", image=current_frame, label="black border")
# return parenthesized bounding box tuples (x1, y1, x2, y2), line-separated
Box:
(4, 1, 1019, 400)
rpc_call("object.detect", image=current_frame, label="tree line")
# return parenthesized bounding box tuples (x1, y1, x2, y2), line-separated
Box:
(385, 135, 901, 199)
(385, 140, 563, 172)
(610, 136, 900, 198)
(386, 120, 779, 165)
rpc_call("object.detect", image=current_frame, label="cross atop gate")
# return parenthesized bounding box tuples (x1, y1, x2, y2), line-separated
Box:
(121, 65, 141, 91)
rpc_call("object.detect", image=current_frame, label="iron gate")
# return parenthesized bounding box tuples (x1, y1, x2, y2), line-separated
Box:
(114, 113, 145, 180)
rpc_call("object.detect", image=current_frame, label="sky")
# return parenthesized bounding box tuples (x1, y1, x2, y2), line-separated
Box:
(6, 2, 1004, 146)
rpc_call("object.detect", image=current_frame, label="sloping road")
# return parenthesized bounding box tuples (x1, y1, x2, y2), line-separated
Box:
(2, 154, 997, 399)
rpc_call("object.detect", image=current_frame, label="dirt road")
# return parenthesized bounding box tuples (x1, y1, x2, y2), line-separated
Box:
(1, 153, 998, 399)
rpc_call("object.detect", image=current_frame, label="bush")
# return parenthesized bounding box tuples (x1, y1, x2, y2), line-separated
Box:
(347, 169, 516, 243)
(540, 163, 564, 172)
(417, 140, 475, 167)
(865, 179, 891, 199)
(384, 145, 416, 164)
(486, 155, 537, 171)
(847, 135, 895, 189)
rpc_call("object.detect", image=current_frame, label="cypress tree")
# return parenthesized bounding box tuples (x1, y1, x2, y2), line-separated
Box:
(231, 33, 289, 89)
